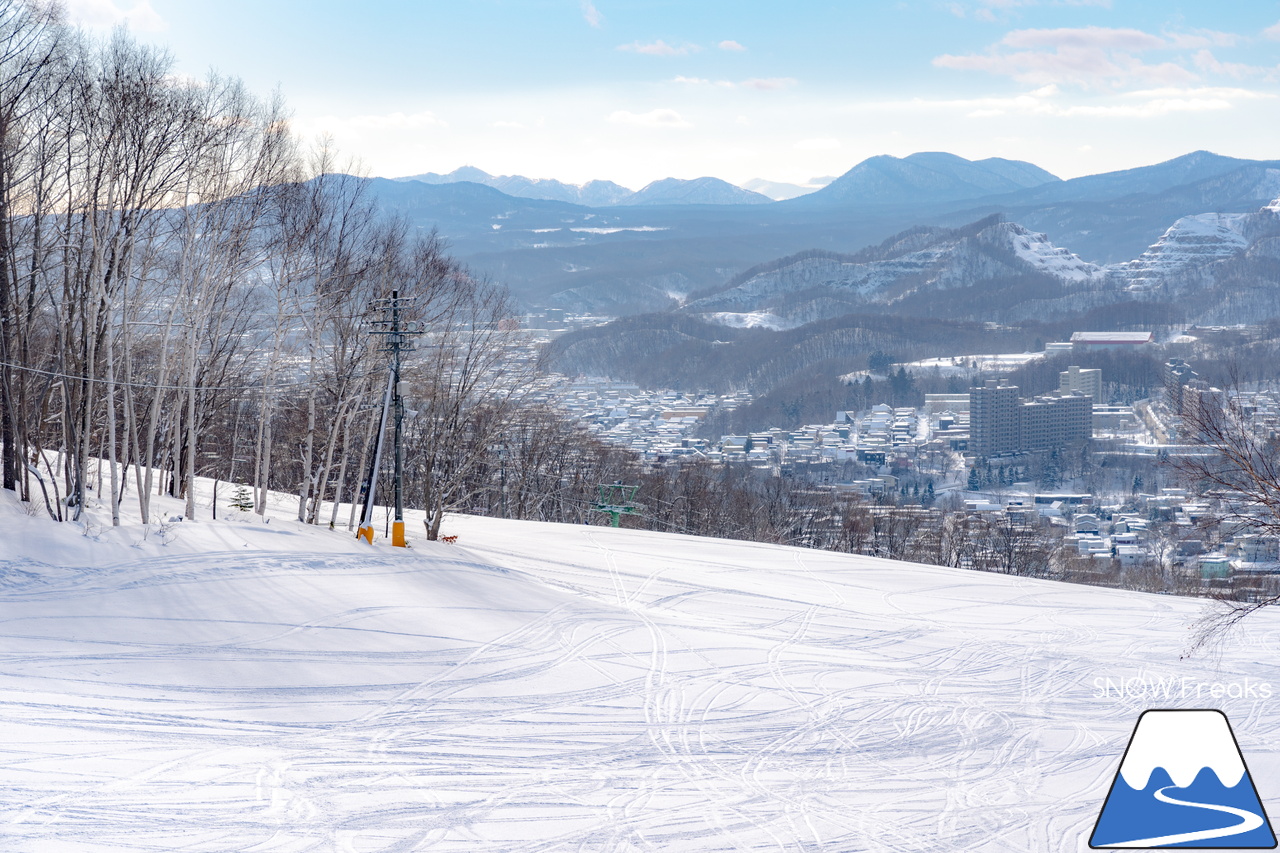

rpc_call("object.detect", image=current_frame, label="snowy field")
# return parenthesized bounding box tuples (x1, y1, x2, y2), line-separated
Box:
(4, 489, 1280, 851)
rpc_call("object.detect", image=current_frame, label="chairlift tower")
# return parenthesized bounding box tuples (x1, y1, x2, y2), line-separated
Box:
(358, 289, 422, 547)
(591, 483, 642, 527)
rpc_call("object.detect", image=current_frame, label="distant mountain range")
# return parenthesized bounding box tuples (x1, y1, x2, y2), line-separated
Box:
(678, 197, 1280, 327)
(390, 154, 1060, 206)
(543, 198, 1280, 409)
(393, 167, 770, 206)
(395, 166, 633, 206)
(369, 150, 1280, 317)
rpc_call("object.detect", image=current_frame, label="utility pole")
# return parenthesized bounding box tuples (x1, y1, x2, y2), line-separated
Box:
(361, 289, 421, 547)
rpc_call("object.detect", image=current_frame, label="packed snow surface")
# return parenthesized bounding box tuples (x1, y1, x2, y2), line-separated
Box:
(3, 491, 1280, 851)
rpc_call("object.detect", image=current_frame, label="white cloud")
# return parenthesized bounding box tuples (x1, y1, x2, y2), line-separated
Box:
(580, 0, 603, 28)
(670, 76, 796, 91)
(794, 138, 841, 150)
(327, 112, 448, 131)
(936, 49, 1196, 88)
(977, 0, 1112, 8)
(617, 40, 701, 57)
(719, 40, 746, 52)
(1000, 26, 1165, 51)
(936, 24, 1266, 90)
(935, 26, 1203, 89)
(65, 0, 166, 32)
(1164, 30, 1239, 49)
(607, 108, 692, 128)
(491, 120, 526, 129)
(741, 77, 798, 90)
(1052, 97, 1234, 117)
(1264, 21, 1280, 41)
(1192, 50, 1262, 79)
(892, 83, 1273, 120)
(1124, 86, 1274, 101)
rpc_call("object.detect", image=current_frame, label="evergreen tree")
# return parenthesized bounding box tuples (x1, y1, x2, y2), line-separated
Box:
(868, 350, 895, 373)
(230, 485, 254, 512)
(889, 367, 916, 405)
(967, 466, 981, 491)
(1042, 451, 1060, 490)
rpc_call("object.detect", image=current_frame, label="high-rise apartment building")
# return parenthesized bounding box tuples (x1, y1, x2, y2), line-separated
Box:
(970, 380, 1020, 457)
(969, 379, 1092, 457)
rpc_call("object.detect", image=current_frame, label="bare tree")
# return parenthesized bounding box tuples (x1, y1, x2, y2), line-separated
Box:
(403, 272, 527, 540)
(0, 0, 63, 498)
(1171, 372, 1280, 631)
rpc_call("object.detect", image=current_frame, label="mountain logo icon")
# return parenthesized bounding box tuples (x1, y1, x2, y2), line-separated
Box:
(1090, 709, 1277, 848)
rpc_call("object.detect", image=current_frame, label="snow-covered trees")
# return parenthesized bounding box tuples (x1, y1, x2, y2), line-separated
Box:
(0, 6, 520, 532)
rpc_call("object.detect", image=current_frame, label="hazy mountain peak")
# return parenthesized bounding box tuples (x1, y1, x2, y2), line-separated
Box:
(797, 151, 1060, 206)
(449, 165, 493, 182)
(620, 176, 773, 206)
(742, 177, 825, 200)
(395, 165, 494, 184)
(390, 167, 633, 206)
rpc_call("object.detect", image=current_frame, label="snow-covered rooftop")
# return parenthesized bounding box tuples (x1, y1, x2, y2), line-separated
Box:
(1070, 331, 1154, 344)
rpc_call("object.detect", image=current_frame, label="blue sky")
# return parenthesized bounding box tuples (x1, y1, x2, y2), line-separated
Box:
(70, 1, 1280, 188)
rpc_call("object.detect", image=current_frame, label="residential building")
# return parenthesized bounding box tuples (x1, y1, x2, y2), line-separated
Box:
(1165, 358, 1198, 414)
(1059, 365, 1102, 402)
(970, 379, 1092, 457)
(970, 381, 1020, 457)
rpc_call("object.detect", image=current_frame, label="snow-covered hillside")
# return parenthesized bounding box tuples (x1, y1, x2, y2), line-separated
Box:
(684, 219, 1103, 324)
(4, 490, 1280, 851)
(1111, 211, 1253, 291)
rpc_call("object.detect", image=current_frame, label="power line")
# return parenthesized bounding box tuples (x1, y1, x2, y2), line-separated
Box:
(0, 359, 383, 393)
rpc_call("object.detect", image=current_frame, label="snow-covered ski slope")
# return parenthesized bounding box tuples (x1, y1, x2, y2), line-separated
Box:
(4, 491, 1280, 852)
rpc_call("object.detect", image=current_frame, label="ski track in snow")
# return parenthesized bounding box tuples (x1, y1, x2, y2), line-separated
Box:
(3, 512, 1280, 851)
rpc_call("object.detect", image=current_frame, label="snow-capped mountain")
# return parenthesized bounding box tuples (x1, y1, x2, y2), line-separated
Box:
(1098, 198, 1280, 318)
(682, 216, 1103, 324)
(986, 219, 1103, 282)
(1111, 211, 1254, 292)
(678, 192, 1280, 327)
